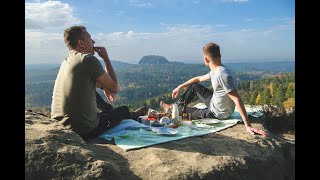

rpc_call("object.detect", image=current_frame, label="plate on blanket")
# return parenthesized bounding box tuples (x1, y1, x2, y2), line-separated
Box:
(200, 119, 221, 125)
(151, 127, 178, 136)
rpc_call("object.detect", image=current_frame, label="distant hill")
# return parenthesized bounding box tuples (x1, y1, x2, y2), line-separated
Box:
(224, 61, 295, 73)
(25, 64, 60, 71)
(25, 60, 294, 83)
(99, 60, 133, 70)
(139, 55, 169, 65)
(170, 61, 185, 65)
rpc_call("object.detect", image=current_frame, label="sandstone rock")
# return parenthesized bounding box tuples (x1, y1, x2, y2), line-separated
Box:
(25, 113, 295, 180)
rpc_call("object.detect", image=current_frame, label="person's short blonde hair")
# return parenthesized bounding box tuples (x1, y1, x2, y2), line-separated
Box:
(203, 42, 221, 60)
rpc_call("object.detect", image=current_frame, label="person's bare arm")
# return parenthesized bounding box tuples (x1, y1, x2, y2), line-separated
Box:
(96, 81, 116, 102)
(94, 47, 118, 94)
(227, 90, 269, 137)
(172, 75, 210, 99)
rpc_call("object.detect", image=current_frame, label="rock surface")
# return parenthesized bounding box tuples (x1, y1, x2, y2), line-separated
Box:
(25, 111, 295, 180)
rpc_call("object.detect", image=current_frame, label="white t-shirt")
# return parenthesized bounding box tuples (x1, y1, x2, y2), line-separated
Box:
(203, 65, 236, 119)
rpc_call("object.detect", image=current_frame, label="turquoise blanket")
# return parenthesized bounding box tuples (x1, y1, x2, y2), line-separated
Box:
(99, 105, 262, 151)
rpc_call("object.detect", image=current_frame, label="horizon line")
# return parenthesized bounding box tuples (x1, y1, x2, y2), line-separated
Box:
(26, 59, 295, 65)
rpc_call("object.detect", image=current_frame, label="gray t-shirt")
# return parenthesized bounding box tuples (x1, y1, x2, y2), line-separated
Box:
(51, 50, 105, 137)
(204, 65, 236, 119)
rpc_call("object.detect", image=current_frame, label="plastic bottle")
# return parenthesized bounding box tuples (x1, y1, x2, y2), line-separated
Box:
(171, 104, 179, 124)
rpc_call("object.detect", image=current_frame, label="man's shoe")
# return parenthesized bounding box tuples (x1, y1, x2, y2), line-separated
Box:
(130, 107, 148, 120)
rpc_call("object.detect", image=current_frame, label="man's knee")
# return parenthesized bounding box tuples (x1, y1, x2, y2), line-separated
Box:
(118, 106, 130, 113)
(190, 82, 204, 89)
(190, 82, 199, 87)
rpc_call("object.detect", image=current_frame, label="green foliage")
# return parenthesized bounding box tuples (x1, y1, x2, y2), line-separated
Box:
(261, 88, 271, 105)
(25, 63, 295, 112)
(238, 73, 295, 109)
(285, 83, 295, 99)
(272, 84, 286, 106)
(283, 98, 295, 109)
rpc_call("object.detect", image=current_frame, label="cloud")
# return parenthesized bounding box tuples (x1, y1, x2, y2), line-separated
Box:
(102, 23, 292, 62)
(214, 24, 228, 28)
(240, 28, 255, 32)
(26, 22, 294, 64)
(89, 9, 104, 14)
(116, 11, 125, 16)
(245, 18, 255, 22)
(245, 17, 295, 31)
(25, 1, 81, 30)
(25, 29, 68, 64)
(90, 24, 267, 62)
(273, 18, 295, 31)
(129, 0, 153, 7)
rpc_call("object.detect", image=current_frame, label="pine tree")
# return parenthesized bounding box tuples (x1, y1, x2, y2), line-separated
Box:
(261, 87, 271, 105)
(272, 84, 285, 107)
(255, 92, 262, 105)
(250, 81, 254, 91)
(269, 82, 274, 97)
(285, 82, 295, 99)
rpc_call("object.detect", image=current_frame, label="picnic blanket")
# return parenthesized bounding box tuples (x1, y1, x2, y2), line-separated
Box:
(98, 104, 263, 151)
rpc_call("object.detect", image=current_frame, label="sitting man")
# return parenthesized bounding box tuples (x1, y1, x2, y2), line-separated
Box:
(51, 25, 147, 140)
(161, 42, 268, 137)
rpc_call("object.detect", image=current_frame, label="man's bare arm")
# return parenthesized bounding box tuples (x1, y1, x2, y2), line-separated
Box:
(228, 90, 269, 137)
(94, 47, 118, 94)
(172, 75, 210, 99)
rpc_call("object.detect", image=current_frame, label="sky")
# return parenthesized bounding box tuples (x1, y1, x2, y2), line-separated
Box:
(25, 0, 295, 64)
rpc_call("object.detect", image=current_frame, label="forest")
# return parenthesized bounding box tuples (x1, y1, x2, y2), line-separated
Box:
(25, 61, 295, 112)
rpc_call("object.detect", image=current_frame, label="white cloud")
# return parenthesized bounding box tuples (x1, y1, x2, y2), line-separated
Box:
(89, 9, 104, 14)
(26, 22, 294, 64)
(259, 17, 295, 31)
(25, 29, 68, 64)
(89, 23, 293, 63)
(245, 18, 255, 22)
(25, 1, 81, 30)
(214, 24, 228, 28)
(240, 28, 255, 32)
(116, 11, 125, 16)
(129, 0, 153, 7)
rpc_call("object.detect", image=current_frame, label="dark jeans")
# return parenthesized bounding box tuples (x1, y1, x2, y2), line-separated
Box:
(176, 83, 217, 119)
(84, 92, 130, 139)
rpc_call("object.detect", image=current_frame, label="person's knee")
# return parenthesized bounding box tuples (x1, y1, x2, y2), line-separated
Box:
(118, 106, 130, 112)
(190, 82, 202, 89)
(118, 106, 131, 118)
